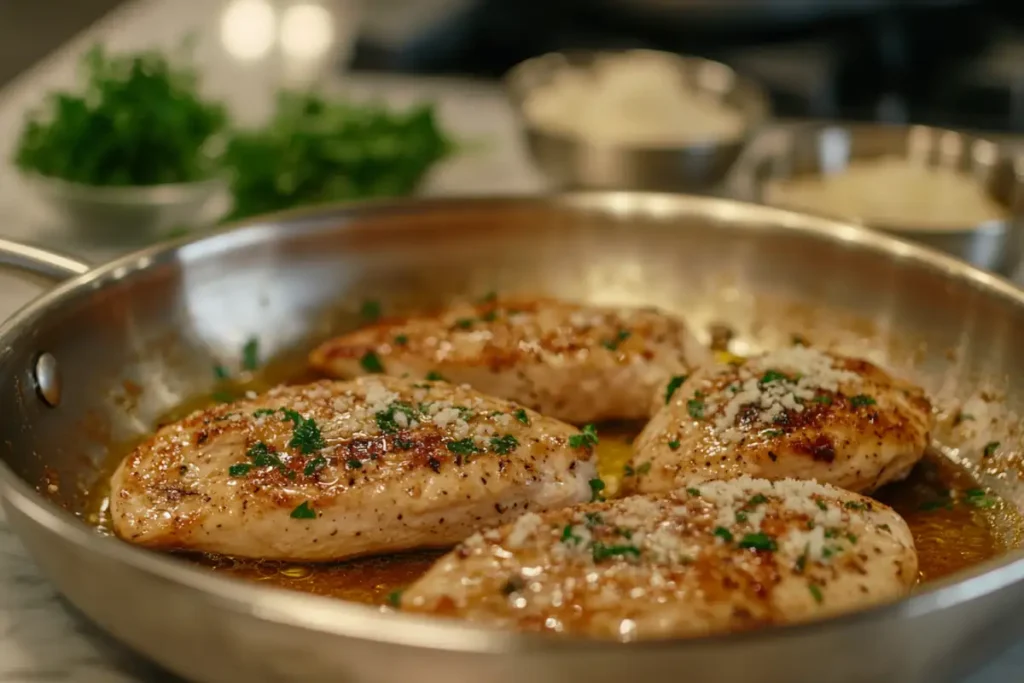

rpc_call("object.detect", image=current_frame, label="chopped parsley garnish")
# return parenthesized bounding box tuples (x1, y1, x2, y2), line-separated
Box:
(795, 545, 809, 573)
(636, 461, 651, 475)
(359, 350, 384, 373)
(290, 501, 317, 519)
(686, 395, 705, 419)
(815, 499, 828, 511)
(664, 375, 687, 404)
(686, 487, 701, 496)
(759, 370, 789, 385)
(591, 542, 641, 563)
(281, 410, 325, 454)
(360, 300, 382, 321)
(569, 424, 600, 449)
(964, 488, 996, 508)
(588, 478, 606, 502)
(812, 395, 833, 405)
(425, 370, 446, 381)
(843, 501, 867, 511)
(560, 525, 582, 545)
(247, 442, 282, 468)
(746, 493, 769, 507)
(623, 464, 635, 477)
(253, 408, 277, 417)
(584, 512, 603, 526)
(763, 429, 783, 438)
(228, 463, 251, 477)
(668, 440, 681, 450)
(241, 337, 259, 371)
(446, 439, 481, 457)
(387, 590, 403, 607)
(601, 329, 631, 351)
(490, 434, 519, 455)
(846, 532, 858, 544)
(454, 318, 474, 329)
(375, 402, 417, 433)
(393, 437, 415, 450)
(346, 458, 363, 469)
(713, 526, 734, 542)
(480, 309, 498, 322)
(303, 456, 327, 476)
(735, 511, 748, 523)
(919, 498, 953, 512)
(514, 408, 530, 425)
(808, 583, 823, 604)
(213, 364, 230, 380)
(393, 334, 409, 346)
(983, 441, 1000, 458)
(738, 533, 777, 551)
(849, 394, 876, 408)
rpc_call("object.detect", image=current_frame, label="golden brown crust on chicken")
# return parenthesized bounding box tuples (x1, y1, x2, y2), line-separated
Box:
(630, 346, 932, 495)
(401, 477, 917, 640)
(110, 377, 598, 561)
(308, 297, 708, 424)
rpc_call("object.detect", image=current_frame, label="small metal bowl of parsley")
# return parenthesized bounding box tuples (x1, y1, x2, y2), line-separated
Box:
(14, 46, 228, 243)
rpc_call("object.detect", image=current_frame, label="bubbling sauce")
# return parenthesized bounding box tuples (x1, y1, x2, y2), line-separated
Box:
(89, 352, 1020, 607)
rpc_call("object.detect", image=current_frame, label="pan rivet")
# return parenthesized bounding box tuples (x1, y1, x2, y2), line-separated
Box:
(33, 353, 61, 408)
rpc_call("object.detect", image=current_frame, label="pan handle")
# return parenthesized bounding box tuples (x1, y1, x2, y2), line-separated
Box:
(0, 238, 90, 282)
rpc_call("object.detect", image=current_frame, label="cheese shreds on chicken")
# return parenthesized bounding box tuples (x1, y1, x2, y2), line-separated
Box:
(630, 346, 932, 495)
(401, 476, 917, 640)
(109, 377, 598, 561)
(308, 297, 708, 424)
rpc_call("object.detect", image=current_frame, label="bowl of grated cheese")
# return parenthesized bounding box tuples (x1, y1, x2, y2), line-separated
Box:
(726, 122, 1024, 273)
(505, 49, 771, 192)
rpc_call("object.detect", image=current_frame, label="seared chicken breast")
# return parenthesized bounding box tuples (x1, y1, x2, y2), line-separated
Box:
(630, 345, 931, 495)
(110, 377, 598, 561)
(401, 476, 918, 639)
(308, 297, 708, 424)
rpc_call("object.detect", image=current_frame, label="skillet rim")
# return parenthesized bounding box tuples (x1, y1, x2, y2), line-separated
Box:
(2, 191, 1024, 653)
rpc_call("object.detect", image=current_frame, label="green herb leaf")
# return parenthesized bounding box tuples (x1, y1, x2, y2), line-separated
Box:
(446, 439, 480, 457)
(759, 370, 789, 385)
(668, 440, 681, 450)
(393, 334, 408, 346)
(747, 494, 769, 507)
(241, 337, 259, 371)
(253, 408, 277, 417)
(591, 542, 641, 563)
(425, 371, 446, 381)
(808, 583, 823, 604)
(588, 478, 606, 502)
(560, 524, 581, 545)
(636, 461, 652, 475)
(849, 394, 876, 408)
(360, 300, 382, 321)
(738, 533, 777, 552)
(815, 499, 828, 511)
(359, 351, 384, 374)
(963, 488, 997, 508)
(387, 590, 403, 607)
(664, 375, 688, 405)
(686, 487, 701, 496)
(287, 413, 325, 454)
(303, 456, 327, 476)
(601, 329, 631, 351)
(454, 318, 474, 329)
(843, 501, 867, 511)
(346, 458, 362, 469)
(735, 511, 748, 523)
(569, 424, 600, 449)
(213, 364, 230, 380)
(584, 512, 603, 526)
(687, 396, 705, 419)
(290, 501, 317, 519)
(228, 463, 251, 477)
(489, 434, 519, 455)
(514, 408, 530, 425)
(983, 441, 1000, 458)
(713, 526, 734, 542)
(375, 402, 416, 434)
(795, 544, 809, 573)
(812, 394, 833, 405)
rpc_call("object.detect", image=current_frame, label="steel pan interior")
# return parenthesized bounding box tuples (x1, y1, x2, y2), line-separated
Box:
(2, 194, 1024, 683)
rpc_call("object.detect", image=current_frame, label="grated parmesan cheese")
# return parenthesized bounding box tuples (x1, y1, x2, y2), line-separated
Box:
(506, 512, 544, 549)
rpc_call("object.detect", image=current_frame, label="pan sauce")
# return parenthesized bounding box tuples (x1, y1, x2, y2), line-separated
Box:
(90, 344, 1021, 608)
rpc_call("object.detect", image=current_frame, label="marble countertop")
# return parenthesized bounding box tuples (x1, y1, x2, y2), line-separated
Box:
(0, 1, 1021, 681)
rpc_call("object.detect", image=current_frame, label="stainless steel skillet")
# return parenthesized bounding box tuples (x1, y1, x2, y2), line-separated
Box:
(1, 193, 1024, 683)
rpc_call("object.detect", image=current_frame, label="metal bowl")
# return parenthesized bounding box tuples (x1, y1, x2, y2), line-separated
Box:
(3, 194, 1024, 683)
(20, 171, 228, 245)
(505, 50, 771, 192)
(725, 122, 1024, 273)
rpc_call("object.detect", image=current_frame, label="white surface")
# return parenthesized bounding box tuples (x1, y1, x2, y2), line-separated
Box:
(0, 1, 1021, 682)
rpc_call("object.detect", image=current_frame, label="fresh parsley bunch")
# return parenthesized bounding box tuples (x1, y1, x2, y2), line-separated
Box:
(14, 45, 227, 186)
(222, 91, 454, 220)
